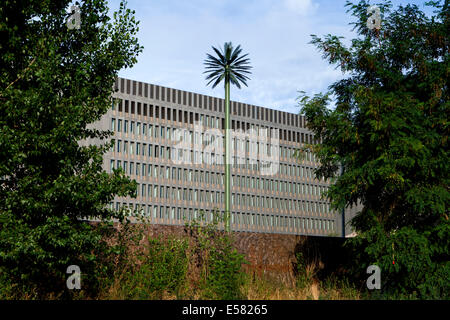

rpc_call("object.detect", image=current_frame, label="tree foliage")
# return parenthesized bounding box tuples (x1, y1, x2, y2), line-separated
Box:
(299, 0, 449, 299)
(0, 0, 142, 298)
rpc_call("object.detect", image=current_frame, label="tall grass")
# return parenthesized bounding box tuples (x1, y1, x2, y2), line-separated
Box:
(97, 215, 361, 300)
(1, 212, 363, 300)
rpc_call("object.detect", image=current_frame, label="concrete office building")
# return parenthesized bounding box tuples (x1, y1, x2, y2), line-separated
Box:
(94, 77, 357, 237)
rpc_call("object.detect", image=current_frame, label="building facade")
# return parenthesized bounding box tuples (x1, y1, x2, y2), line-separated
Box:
(94, 77, 357, 237)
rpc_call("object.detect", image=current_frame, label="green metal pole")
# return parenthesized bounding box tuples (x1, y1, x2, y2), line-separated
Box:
(224, 78, 231, 232)
(340, 165, 345, 238)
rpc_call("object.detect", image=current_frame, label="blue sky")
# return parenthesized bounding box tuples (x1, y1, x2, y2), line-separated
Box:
(112, 0, 433, 114)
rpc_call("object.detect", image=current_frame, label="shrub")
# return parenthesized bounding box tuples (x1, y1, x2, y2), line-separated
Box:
(119, 236, 188, 300)
(185, 210, 247, 300)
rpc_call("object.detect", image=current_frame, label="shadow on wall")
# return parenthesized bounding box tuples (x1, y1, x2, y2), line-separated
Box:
(293, 236, 350, 281)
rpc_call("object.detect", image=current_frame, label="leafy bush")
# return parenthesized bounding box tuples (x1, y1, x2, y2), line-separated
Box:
(186, 211, 247, 300)
(0, 215, 112, 299)
(348, 224, 450, 299)
(204, 235, 247, 300)
(118, 236, 188, 300)
(0, 0, 141, 299)
(299, 0, 449, 299)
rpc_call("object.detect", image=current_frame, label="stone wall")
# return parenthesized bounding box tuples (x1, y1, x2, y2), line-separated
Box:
(120, 223, 348, 285)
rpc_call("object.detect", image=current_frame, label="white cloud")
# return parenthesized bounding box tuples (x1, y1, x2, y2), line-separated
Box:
(284, 0, 319, 16)
(116, 0, 353, 113)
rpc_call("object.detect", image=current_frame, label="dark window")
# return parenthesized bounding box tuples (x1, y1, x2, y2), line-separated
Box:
(143, 103, 147, 116)
(167, 108, 171, 121)
(125, 100, 129, 113)
(132, 81, 136, 95)
(184, 111, 188, 124)
(120, 78, 125, 93)
(183, 92, 187, 105)
(178, 90, 181, 104)
(155, 106, 159, 118)
(150, 84, 154, 99)
(173, 109, 177, 122)
(161, 107, 165, 120)
(138, 82, 142, 96)
(188, 92, 192, 106)
(167, 88, 171, 102)
(190, 112, 193, 124)
(199, 95, 202, 108)
(118, 99, 123, 112)
(155, 86, 159, 100)
(144, 83, 148, 97)
(179, 110, 182, 122)
(114, 77, 119, 92)
(131, 101, 135, 114)
(137, 102, 141, 115)
(161, 87, 165, 101)
(149, 105, 153, 117)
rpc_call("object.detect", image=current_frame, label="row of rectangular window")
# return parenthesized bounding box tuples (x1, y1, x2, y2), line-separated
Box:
(128, 181, 331, 213)
(111, 118, 316, 162)
(112, 139, 275, 173)
(111, 100, 315, 144)
(109, 201, 335, 232)
(111, 138, 318, 179)
(115, 79, 304, 128)
(110, 159, 328, 196)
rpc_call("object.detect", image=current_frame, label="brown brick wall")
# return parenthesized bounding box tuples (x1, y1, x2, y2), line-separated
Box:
(125, 223, 315, 284)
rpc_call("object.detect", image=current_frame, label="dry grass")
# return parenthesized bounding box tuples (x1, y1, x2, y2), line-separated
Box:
(98, 238, 362, 301)
(241, 273, 361, 300)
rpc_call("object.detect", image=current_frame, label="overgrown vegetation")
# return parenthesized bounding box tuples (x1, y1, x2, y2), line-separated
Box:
(94, 211, 247, 300)
(298, 0, 449, 299)
(0, 207, 368, 300)
(0, 0, 142, 299)
(186, 211, 247, 300)
(96, 212, 363, 300)
(2, 0, 447, 301)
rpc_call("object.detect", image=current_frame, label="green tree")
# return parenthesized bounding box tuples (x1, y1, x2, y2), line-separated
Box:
(0, 0, 142, 298)
(204, 42, 252, 232)
(298, 0, 449, 299)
